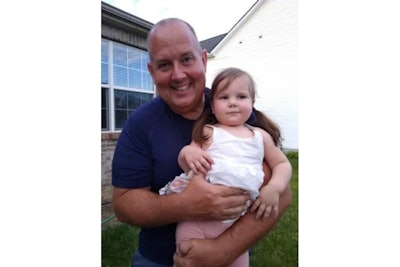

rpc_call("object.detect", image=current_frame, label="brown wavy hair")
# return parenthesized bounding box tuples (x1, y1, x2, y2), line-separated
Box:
(192, 67, 282, 147)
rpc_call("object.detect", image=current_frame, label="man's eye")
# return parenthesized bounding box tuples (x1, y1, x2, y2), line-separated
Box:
(158, 62, 170, 70)
(182, 57, 194, 64)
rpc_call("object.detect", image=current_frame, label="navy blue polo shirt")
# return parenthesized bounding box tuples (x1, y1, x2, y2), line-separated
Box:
(112, 88, 210, 265)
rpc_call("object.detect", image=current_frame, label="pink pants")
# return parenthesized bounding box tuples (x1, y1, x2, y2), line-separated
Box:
(176, 220, 249, 267)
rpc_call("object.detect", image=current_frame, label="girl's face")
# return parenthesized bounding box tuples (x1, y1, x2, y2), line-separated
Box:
(211, 75, 254, 126)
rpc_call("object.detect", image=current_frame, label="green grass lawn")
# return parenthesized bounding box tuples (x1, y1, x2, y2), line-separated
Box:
(102, 157, 298, 266)
(250, 157, 298, 267)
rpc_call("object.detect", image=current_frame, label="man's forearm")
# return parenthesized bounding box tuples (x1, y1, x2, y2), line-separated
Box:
(215, 185, 292, 264)
(113, 187, 189, 227)
(113, 176, 250, 228)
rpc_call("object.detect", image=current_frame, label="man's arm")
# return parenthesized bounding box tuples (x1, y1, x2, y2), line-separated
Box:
(113, 174, 251, 228)
(173, 163, 293, 267)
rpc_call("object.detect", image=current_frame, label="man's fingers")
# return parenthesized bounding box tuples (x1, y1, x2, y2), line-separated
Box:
(221, 204, 248, 219)
(174, 241, 192, 267)
(176, 241, 190, 256)
(250, 199, 260, 213)
(217, 185, 248, 197)
(273, 204, 279, 217)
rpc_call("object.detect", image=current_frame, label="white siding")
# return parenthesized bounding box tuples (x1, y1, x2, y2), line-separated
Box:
(205, 0, 298, 150)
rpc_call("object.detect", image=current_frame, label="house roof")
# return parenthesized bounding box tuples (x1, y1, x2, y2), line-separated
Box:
(201, 0, 262, 56)
(101, 1, 153, 34)
(200, 33, 227, 53)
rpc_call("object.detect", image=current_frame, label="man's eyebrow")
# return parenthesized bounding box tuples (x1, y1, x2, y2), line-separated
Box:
(153, 51, 196, 64)
(154, 58, 169, 64)
(181, 51, 194, 57)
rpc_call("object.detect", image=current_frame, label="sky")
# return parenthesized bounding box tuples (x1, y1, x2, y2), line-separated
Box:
(102, 0, 257, 41)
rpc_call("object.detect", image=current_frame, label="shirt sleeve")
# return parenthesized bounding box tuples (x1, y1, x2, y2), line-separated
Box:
(112, 113, 153, 189)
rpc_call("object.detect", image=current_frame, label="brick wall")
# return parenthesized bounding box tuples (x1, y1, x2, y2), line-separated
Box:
(101, 132, 120, 204)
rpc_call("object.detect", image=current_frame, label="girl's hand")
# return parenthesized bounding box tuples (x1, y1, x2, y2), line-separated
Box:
(180, 146, 214, 176)
(250, 185, 280, 220)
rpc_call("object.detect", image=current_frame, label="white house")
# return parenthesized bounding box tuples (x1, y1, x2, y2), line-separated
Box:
(200, 0, 298, 150)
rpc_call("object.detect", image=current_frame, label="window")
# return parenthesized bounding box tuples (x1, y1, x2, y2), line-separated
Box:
(102, 39, 154, 131)
(114, 89, 153, 129)
(101, 87, 109, 130)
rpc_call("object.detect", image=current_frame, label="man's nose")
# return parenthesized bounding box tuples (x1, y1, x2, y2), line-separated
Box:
(171, 63, 185, 80)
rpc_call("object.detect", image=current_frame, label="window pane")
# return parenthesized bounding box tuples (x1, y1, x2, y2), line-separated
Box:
(101, 40, 109, 85)
(143, 73, 153, 91)
(114, 90, 127, 109)
(115, 110, 128, 129)
(141, 53, 152, 91)
(114, 66, 128, 87)
(102, 88, 107, 109)
(101, 88, 109, 131)
(141, 53, 149, 70)
(127, 91, 152, 109)
(114, 90, 153, 129)
(128, 49, 141, 70)
(113, 43, 127, 66)
(101, 62, 108, 84)
(101, 39, 108, 62)
(128, 69, 141, 89)
(115, 90, 129, 129)
(102, 109, 108, 130)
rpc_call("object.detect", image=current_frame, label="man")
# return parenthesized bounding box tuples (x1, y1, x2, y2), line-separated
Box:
(112, 18, 292, 267)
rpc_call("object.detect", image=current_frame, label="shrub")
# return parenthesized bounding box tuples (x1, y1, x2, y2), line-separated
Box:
(286, 151, 298, 159)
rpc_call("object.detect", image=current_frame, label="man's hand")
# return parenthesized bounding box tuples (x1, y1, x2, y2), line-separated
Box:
(174, 238, 231, 267)
(181, 174, 250, 221)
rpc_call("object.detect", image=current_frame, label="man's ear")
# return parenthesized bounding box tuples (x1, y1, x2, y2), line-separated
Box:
(147, 62, 154, 77)
(201, 49, 207, 70)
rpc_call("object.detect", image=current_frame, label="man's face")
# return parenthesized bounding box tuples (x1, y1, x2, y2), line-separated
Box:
(147, 21, 207, 117)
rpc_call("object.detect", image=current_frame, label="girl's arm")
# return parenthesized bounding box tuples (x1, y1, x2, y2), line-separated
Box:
(260, 129, 292, 194)
(249, 128, 292, 219)
(177, 126, 214, 175)
(178, 140, 203, 173)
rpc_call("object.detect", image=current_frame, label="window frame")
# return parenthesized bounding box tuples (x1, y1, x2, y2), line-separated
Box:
(101, 38, 155, 132)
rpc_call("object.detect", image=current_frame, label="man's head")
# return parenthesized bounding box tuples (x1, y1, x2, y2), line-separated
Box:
(147, 18, 208, 119)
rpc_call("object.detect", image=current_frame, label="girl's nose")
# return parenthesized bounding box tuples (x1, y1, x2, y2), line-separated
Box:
(228, 98, 237, 107)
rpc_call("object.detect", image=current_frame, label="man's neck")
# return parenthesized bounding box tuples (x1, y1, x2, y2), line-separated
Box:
(178, 97, 205, 120)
